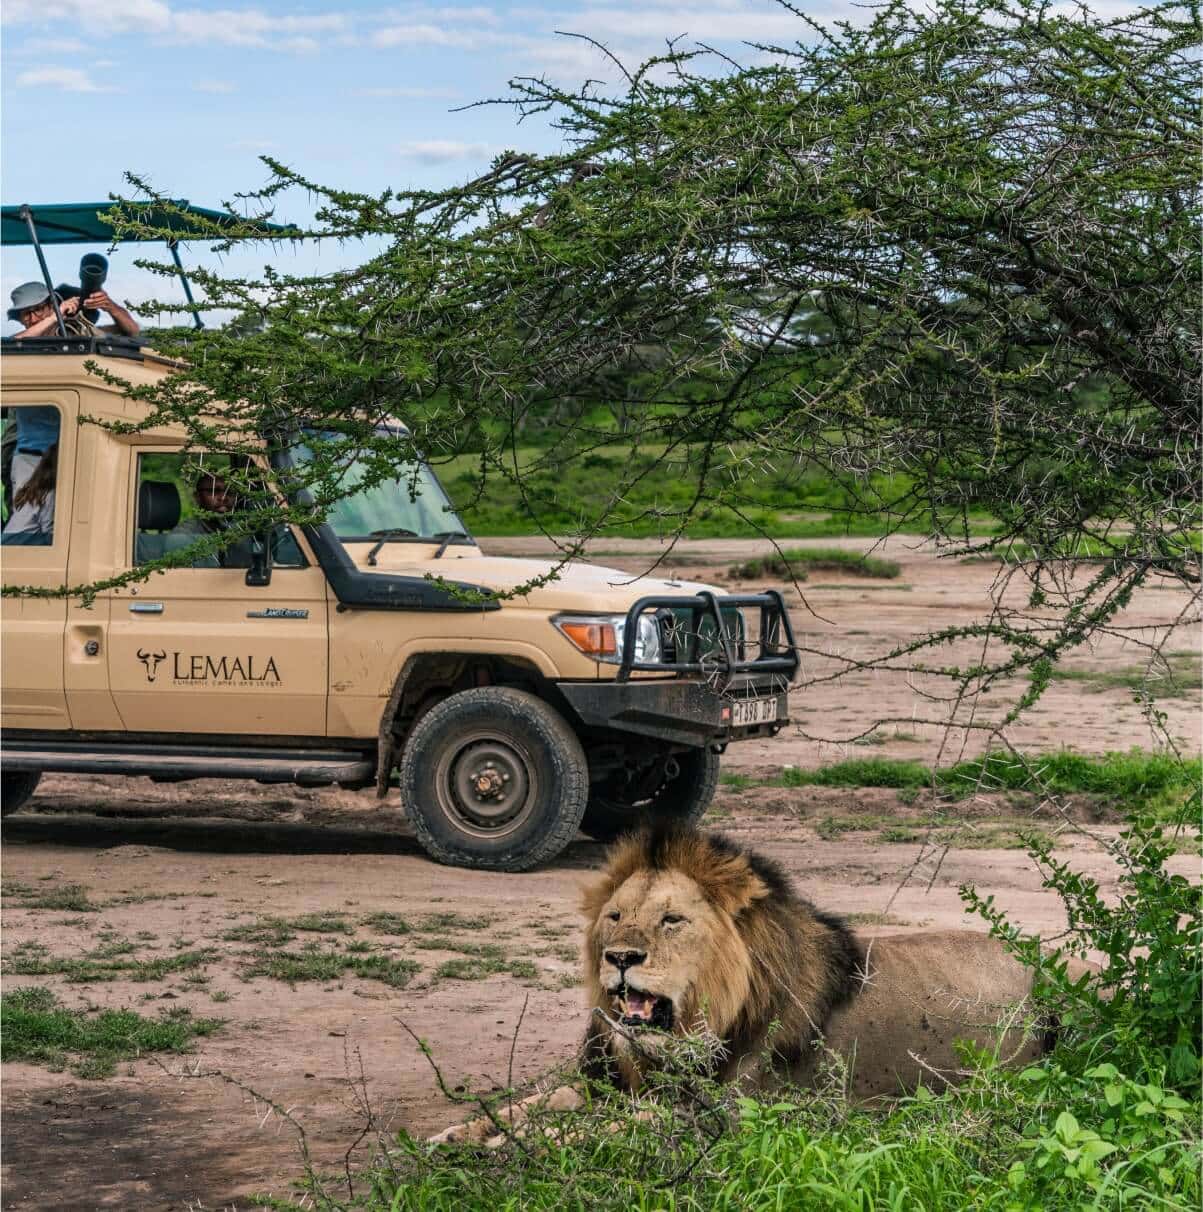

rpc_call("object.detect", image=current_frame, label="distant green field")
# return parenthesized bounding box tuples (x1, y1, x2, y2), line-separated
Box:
(434, 446, 996, 539)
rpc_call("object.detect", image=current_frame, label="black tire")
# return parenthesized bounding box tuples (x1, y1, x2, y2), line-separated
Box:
(2, 770, 41, 817)
(399, 687, 589, 871)
(580, 747, 720, 843)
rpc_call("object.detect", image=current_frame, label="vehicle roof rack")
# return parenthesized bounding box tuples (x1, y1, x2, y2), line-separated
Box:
(0, 333, 147, 361)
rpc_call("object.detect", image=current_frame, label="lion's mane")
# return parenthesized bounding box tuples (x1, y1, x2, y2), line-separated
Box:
(580, 826, 863, 1087)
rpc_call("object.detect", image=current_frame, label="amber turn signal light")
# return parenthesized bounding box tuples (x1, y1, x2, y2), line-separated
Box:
(555, 619, 618, 657)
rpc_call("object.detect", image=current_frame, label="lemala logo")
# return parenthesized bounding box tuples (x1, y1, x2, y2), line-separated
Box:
(136, 649, 168, 682)
(136, 652, 281, 686)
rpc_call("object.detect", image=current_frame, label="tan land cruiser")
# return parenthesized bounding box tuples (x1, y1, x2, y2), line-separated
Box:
(0, 336, 797, 870)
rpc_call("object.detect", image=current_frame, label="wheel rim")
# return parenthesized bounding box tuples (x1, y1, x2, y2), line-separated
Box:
(434, 730, 538, 840)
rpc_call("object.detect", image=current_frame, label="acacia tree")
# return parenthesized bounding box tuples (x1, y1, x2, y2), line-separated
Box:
(81, 0, 1198, 766)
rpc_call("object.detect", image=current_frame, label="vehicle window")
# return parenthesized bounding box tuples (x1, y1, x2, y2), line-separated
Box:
(1, 404, 61, 547)
(287, 429, 465, 541)
(134, 452, 306, 569)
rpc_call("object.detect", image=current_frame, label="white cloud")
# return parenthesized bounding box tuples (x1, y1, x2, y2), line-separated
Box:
(2, 0, 350, 51)
(2, 0, 173, 33)
(194, 78, 238, 93)
(14, 66, 114, 92)
(12, 35, 89, 53)
(544, 1, 811, 46)
(355, 85, 461, 98)
(396, 139, 493, 163)
(372, 22, 486, 48)
(168, 8, 349, 47)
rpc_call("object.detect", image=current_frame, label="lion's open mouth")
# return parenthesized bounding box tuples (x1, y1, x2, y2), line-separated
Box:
(614, 983, 674, 1031)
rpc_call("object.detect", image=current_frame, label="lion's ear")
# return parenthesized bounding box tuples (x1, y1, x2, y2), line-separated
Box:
(582, 834, 647, 920)
(703, 855, 771, 917)
(580, 876, 614, 922)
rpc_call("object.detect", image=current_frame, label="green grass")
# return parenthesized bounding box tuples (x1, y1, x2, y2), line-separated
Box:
(1048, 654, 1201, 700)
(282, 1064, 1199, 1211)
(360, 911, 412, 935)
(412, 938, 507, 957)
(438, 445, 994, 539)
(416, 912, 495, 932)
(813, 814, 1053, 849)
(2, 882, 100, 912)
(288, 912, 354, 934)
(728, 547, 902, 581)
(3, 942, 218, 984)
(960, 537, 1125, 564)
(240, 946, 420, 989)
(223, 913, 355, 946)
(0, 986, 221, 1078)
(731, 750, 1201, 812)
(433, 956, 539, 982)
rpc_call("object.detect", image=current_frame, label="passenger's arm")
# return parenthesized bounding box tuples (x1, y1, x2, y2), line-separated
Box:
(13, 296, 80, 339)
(86, 291, 141, 337)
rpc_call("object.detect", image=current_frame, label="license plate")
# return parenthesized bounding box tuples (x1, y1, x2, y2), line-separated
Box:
(731, 697, 778, 728)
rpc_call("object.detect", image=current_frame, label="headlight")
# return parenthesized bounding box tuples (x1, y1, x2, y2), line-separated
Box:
(554, 613, 662, 665)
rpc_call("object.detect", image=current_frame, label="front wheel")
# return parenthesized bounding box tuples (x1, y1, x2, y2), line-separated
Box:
(1, 770, 41, 817)
(399, 687, 589, 871)
(580, 747, 720, 843)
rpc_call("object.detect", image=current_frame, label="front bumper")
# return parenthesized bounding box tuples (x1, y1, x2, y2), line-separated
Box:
(558, 589, 797, 747)
(558, 675, 791, 748)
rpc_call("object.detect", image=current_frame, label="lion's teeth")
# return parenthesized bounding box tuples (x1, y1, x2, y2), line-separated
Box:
(625, 992, 654, 1018)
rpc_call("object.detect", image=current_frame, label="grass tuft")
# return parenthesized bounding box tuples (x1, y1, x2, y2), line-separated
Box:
(3, 943, 218, 984)
(729, 546, 901, 580)
(240, 947, 419, 989)
(0, 986, 221, 1078)
(360, 911, 412, 935)
(747, 749, 1200, 814)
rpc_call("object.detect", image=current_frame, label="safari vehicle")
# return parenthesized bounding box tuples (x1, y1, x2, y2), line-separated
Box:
(0, 206, 797, 871)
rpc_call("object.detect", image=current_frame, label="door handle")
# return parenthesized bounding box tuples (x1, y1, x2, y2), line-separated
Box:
(129, 602, 164, 613)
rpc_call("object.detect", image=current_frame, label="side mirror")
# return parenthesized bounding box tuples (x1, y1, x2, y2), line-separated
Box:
(245, 533, 272, 587)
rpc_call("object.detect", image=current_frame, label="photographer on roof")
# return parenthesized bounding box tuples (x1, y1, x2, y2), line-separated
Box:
(8, 252, 140, 340)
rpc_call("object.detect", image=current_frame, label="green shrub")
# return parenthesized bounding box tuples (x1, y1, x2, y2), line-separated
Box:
(729, 547, 902, 580)
(963, 803, 1202, 1092)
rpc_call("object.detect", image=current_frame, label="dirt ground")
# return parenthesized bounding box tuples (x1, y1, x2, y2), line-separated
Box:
(1, 539, 1198, 1210)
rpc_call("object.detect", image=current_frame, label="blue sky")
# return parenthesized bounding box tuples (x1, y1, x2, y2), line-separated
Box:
(1, 0, 1119, 329)
(2, 0, 835, 328)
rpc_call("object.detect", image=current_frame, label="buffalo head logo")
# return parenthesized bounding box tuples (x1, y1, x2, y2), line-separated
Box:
(136, 649, 168, 682)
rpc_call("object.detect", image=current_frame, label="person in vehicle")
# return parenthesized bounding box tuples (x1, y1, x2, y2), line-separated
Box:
(171, 470, 257, 568)
(2, 443, 57, 544)
(8, 280, 140, 340)
(6, 405, 60, 521)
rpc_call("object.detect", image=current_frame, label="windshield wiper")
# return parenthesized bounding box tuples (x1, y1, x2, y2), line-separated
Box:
(366, 528, 419, 565)
(431, 531, 472, 560)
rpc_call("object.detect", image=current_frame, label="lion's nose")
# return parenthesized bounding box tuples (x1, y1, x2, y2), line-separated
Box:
(604, 948, 647, 971)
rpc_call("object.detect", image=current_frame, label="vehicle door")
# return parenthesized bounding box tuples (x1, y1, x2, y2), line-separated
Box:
(0, 394, 75, 730)
(107, 450, 329, 736)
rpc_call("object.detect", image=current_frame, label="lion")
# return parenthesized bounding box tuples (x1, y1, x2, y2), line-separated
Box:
(431, 826, 1071, 1144)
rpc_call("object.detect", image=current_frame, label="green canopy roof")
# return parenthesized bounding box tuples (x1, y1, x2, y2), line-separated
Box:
(1, 200, 297, 246)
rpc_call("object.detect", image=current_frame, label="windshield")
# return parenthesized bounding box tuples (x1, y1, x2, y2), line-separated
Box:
(288, 429, 467, 542)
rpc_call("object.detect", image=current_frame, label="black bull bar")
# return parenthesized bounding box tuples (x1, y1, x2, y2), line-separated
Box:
(557, 591, 799, 748)
(614, 589, 798, 682)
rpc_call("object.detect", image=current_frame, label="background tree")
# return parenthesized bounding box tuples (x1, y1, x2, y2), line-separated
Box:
(81, 0, 1198, 754)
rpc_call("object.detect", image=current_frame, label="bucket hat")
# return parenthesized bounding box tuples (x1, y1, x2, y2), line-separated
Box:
(7, 281, 56, 321)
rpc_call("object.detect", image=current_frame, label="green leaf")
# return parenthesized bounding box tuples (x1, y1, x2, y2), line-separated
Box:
(1055, 1111, 1081, 1143)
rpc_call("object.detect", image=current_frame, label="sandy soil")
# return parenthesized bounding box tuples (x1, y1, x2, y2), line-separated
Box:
(1, 542, 1197, 1210)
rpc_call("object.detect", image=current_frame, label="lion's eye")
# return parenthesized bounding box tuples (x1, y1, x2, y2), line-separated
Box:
(607, 911, 620, 922)
(661, 913, 685, 926)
